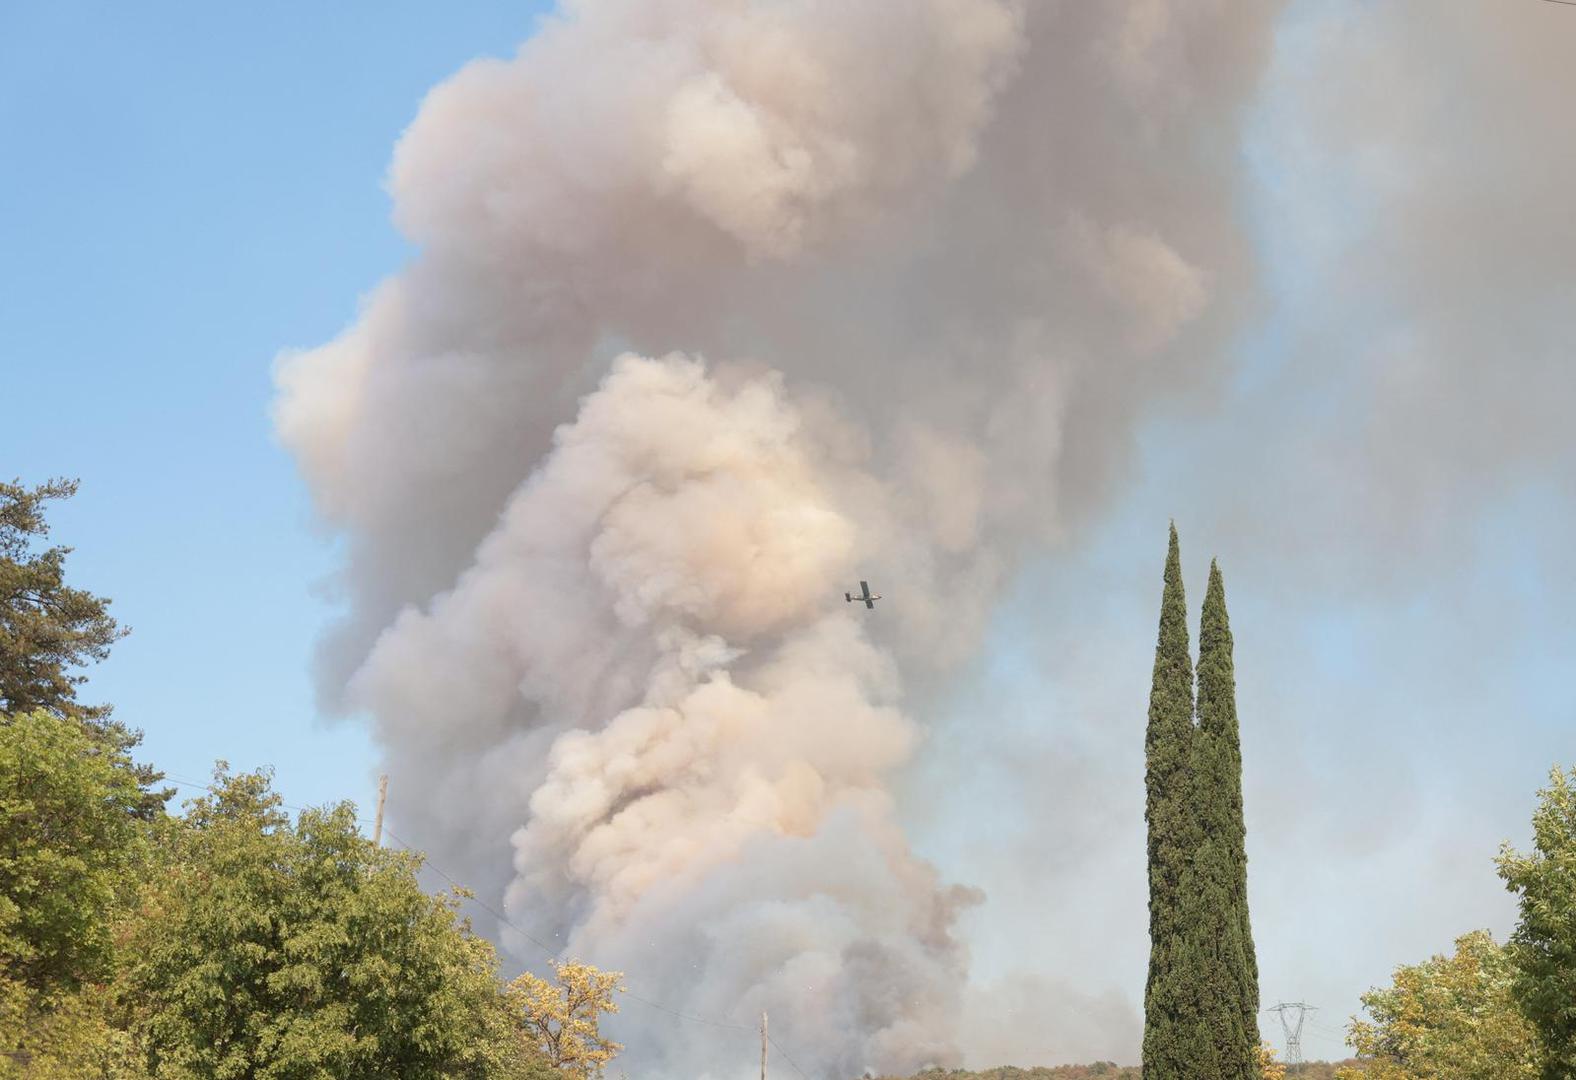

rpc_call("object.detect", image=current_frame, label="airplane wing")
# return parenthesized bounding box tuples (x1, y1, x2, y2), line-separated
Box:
(859, 580, 871, 599)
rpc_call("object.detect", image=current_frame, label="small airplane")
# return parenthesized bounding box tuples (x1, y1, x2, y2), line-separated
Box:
(845, 580, 881, 609)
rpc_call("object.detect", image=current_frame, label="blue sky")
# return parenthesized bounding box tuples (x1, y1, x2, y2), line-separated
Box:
(1, 2, 547, 814)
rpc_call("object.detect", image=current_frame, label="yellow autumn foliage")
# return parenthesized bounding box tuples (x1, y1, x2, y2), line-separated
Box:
(1332, 930, 1537, 1080)
(505, 959, 627, 1079)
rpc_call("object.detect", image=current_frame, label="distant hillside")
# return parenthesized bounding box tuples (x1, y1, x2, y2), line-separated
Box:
(872, 1064, 1362, 1080)
(875, 1068, 1139, 1080)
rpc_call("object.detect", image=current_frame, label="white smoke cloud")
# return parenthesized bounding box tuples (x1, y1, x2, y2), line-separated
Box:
(274, 1, 1283, 1073)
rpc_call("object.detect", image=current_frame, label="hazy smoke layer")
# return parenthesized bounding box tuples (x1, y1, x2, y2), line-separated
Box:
(275, 1, 1281, 1073)
(1202, 0, 1576, 582)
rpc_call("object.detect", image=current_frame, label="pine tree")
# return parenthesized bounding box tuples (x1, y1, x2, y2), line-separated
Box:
(1, 478, 166, 817)
(1143, 525, 1201, 1079)
(1192, 559, 1261, 1078)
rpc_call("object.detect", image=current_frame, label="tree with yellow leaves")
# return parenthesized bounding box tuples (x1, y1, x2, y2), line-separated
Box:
(1333, 930, 1538, 1080)
(1257, 1042, 1286, 1080)
(506, 960, 627, 1078)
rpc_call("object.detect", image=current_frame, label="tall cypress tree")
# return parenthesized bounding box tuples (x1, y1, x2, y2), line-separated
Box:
(1192, 559, 1261, 1078)
(1142, 525, 1200, 1079)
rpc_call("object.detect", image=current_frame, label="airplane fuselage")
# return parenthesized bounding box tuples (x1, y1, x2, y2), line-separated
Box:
(845, 581, 880, 608)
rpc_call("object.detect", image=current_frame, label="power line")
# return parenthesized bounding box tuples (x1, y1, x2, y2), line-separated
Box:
(164, 773, 371, 824)
(767, 1033, 810, 1080)
(1306, 1018, 1347, 1039)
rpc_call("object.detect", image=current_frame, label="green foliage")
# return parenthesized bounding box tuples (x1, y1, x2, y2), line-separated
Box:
(1143, 536, 1263, 1079)
(0, 979, 148, 1079)
(0, 690, 559, 1077)
(0, 710, 149, 997)
(1185, 562, 1260, 1079)
(1143, 525, 1200, 1079)
(0, 478, 166, 817)
(0, 478, 127, 723)
(1497, 765, 1576, 1078)
(118, 767, 552, 1079)
(0, 710, 160, 1074)
(0, 477, 572, 1077)
(1337, 931, 1538, 1080)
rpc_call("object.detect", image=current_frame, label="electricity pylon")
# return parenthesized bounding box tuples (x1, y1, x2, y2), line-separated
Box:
(1267, 1002, 1317, 1073)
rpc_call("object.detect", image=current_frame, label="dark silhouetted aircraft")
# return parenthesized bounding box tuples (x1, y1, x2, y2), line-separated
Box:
(845, 580, 881, 609)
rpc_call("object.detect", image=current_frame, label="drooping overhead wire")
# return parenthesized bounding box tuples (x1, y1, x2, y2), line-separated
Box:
(768, 1033, 812, 1080)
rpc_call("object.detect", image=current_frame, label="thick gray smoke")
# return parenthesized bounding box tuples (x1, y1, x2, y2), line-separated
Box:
(905, 2, 1576, 1066)
(275, 1, 1282, 1073)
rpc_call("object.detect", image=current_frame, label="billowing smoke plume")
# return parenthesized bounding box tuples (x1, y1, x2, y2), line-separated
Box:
(275, 1, 1281, 1073)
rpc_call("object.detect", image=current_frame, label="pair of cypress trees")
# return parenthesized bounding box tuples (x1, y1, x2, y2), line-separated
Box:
(1142, 525, 1261, 1079)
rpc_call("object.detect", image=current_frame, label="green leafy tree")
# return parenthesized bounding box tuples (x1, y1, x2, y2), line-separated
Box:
(0, 478, 164, 816)
(0, 979, 147, 1079)
(0, 478, 126, 721)
(1497, 765, 1576, 1078)
(0, 710, 154, 1073)
(1185, 561, 1260, 1078)
(1336, 931, 1537, 1080)
(119, 767, 552, 1079)
(1142, 524, 1202, 1079)
(0, 710, 149, 997)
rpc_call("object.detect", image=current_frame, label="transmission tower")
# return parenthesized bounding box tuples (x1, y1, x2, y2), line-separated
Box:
(1268, 1002, 1317, 1073)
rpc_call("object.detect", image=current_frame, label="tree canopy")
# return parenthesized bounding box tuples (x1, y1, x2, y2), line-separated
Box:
(1185, 561, 1260, 1079)
(0, 478, 126, 723)
(506, 961, 626, 1079)
(0, 477, 586, 1076)
(1497, 765, 1576, 1078)
(1337, 931, 1538, 1080)
(0, 750, 572, 1078)
(1142, 525, 1199, 1079)
(0, 710, 150, 1000)
(1142, 531, 1262, 1079)
(0, 478, 165, 815)
(119, 768, 556, 1079)
(0, 710, 157, 1077)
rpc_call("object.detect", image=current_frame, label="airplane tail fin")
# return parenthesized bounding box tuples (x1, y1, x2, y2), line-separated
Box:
(844, 592, 852, 602)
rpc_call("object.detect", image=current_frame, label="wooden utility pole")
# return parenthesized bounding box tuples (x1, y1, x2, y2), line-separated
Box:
(372, 774, 389, 847)
(760, 1011, 767, 1080)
